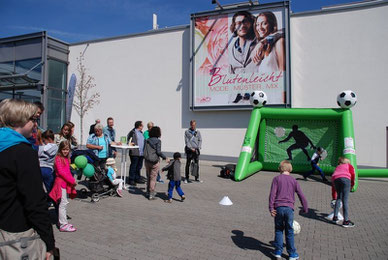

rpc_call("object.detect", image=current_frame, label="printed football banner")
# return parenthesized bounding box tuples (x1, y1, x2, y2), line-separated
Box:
(191, 5, 289, 109)
(265, 119, 339, 168)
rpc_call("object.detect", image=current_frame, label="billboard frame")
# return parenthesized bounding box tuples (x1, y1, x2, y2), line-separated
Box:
(190, 1, 291, 111)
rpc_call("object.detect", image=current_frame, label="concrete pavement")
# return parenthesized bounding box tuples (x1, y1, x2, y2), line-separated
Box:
(53, 159, 388, 259)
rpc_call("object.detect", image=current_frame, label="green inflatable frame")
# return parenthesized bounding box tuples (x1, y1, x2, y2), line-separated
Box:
(234, 107, 388, 191)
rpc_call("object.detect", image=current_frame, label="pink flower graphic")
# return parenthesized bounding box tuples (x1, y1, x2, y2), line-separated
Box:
(195, 16, 212, 37)
(195, 15, 229, 75)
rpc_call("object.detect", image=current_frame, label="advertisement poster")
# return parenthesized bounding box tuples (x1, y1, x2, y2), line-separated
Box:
(192, 6, 288, 109)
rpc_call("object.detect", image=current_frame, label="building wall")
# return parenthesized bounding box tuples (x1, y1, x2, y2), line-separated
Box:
(68, 2, 388, 167)
(68, 29, 250, 161)
(290, 2, 388, 167)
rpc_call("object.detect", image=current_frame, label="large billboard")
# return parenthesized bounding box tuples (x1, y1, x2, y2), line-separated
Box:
(190, 1, 290, 110)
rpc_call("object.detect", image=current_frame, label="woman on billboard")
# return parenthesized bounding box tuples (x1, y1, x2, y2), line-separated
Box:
(252, 11, 285, 73)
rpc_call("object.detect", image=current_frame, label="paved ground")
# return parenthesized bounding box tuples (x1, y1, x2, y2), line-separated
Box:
(52, 158, 388, 260)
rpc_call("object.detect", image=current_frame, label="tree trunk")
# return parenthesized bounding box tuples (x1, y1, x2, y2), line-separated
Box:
(80, 109, 84, 145)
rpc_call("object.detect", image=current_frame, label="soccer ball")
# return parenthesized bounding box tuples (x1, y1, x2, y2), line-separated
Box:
(274, 127, 286, 138)
(337, 90, 357, 109)
(250, 91, 267, 107)
(293, 220, 301, 235)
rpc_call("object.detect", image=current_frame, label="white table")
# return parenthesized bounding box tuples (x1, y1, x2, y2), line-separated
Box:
(111, 144, 139, 190)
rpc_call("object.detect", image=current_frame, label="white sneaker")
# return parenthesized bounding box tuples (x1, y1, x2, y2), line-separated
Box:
(184, 180, 188, 184)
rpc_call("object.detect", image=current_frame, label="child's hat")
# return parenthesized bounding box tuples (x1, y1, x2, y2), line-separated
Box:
(106, 158, 116, 166)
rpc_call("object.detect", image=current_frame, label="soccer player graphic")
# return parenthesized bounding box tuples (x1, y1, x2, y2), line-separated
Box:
(278, 125, 316, 161)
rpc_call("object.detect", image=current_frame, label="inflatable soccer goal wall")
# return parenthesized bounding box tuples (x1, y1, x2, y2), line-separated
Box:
(234, 107, 360, 189)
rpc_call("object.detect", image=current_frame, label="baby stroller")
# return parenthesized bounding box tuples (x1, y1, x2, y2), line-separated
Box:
(71, 150, 118, 202)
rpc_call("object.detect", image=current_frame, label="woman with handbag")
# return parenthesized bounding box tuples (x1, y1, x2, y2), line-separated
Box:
(143, 126, 167, 200)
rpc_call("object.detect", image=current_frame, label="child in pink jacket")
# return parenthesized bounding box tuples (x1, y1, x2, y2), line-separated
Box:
(331, 157, 355, 227)
(49, 141, 77, 232)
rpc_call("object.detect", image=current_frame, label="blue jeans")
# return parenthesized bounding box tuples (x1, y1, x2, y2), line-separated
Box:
(304, 162, 325, 179)
(168, 180, 184, 199)
(333, 178, 351, 221)
(41, 167, 54, 193)
(274, 206, 296, 255)
(129, 156, 144, 182)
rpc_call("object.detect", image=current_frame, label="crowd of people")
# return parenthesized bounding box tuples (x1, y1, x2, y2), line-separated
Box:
(0, 98, 205, 259)
(0, 98, 356, 260)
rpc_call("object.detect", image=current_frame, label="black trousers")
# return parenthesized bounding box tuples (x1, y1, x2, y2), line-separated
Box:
(185, 149, 199, 180)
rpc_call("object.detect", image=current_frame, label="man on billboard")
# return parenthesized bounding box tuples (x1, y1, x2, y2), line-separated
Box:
(228, 11, 257, 74)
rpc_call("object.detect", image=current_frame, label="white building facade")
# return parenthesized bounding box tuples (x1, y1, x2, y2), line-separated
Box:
(68, 1, 388, 167)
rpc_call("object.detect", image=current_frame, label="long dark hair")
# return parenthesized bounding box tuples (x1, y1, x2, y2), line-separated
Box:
(59, 123, 72, 138)
(254, 11, 278, 40)
(230, 11, 255, 39)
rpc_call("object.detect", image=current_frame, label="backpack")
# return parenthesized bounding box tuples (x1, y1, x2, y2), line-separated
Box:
(144, 140, 159, 164)
(220, 164, 235, 179)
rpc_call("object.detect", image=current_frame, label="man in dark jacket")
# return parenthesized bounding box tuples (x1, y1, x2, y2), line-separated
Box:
(127, 121, 145, 186)
(0, 99, 55, 259)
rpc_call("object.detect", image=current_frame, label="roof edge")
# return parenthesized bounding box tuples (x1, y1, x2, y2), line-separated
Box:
(70, 25, 189, 46)
(291, 0, 388, 17)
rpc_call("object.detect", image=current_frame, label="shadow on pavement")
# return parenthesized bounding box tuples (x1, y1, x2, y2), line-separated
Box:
(231, 230, 280, 259)
(127, 186, 147, 198)
(298, 207, 332, 224)
(155, 192, 169, 200)
(296, 174, 332, 187)
(127, 186, 169, 201)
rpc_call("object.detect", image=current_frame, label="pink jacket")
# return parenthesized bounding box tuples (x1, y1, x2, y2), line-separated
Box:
(332, 163, 355, 187)
(49, 156, 77, 203)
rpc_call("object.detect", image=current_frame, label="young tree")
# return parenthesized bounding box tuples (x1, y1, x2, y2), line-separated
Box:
(72, 53, 100, 144)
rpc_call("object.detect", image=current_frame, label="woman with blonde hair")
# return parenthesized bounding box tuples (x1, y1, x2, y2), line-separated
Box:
(0, 99, 55, 259)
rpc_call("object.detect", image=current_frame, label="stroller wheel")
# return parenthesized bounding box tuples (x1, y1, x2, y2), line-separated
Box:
(79, 188, 88, 199)
(91, 193, 100, 202)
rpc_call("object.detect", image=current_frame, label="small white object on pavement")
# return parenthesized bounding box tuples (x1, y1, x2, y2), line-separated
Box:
(219, 196, 233, 206)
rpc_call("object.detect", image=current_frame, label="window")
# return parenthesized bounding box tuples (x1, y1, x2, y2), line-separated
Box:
(47, 59, 67, 132)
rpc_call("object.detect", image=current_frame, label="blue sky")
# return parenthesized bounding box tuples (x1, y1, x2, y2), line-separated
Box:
(1, 0, 364, 43)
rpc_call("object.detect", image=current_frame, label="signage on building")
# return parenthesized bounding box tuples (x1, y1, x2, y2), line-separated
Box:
(190, 1, 290, 110)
